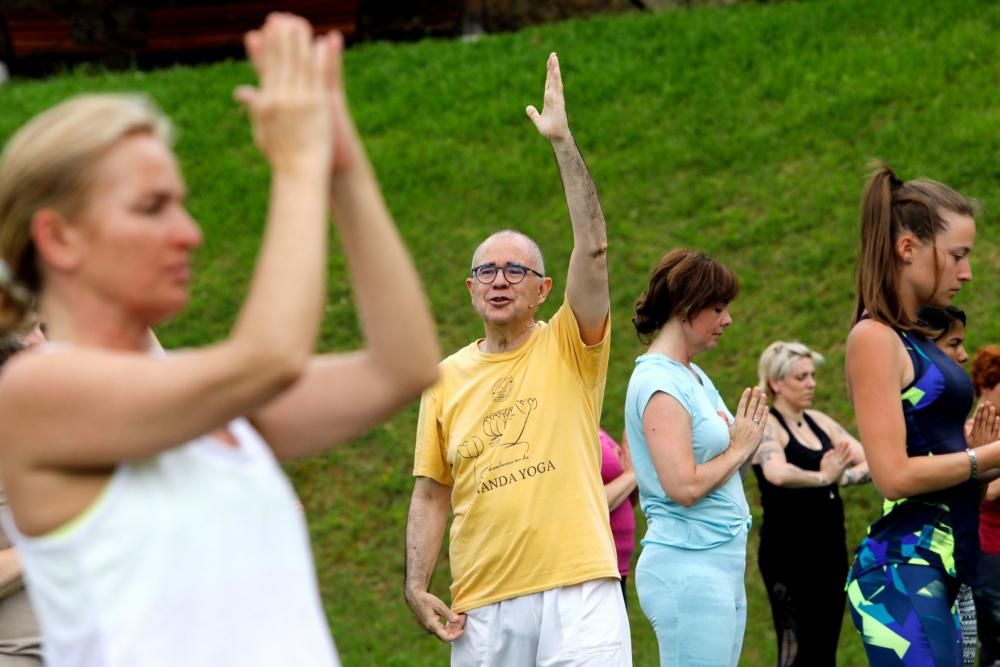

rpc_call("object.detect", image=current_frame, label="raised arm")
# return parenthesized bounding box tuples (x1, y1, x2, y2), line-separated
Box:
(249, 32, 440, 459)
(645, 388, 766, 507)
(0, 15, 333, 471)
(847, 320, 1000, 499)
(404, 476, 464, 643)
(526, 53, 608, 344)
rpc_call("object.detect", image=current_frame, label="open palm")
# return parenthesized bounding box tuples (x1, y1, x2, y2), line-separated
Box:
(526, 52, 570, 142)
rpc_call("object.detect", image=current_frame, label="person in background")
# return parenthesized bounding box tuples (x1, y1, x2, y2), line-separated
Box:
(599, 428, 636, 605)
(752, 340, 869, 667)
(404, 52, 630, 666)
(921, 305, 976, 665)
(920, 305, 968, 365)
(969, 345, 1000, 666)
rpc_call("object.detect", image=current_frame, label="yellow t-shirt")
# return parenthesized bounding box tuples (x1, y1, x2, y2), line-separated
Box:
(413, 302, 618, 613)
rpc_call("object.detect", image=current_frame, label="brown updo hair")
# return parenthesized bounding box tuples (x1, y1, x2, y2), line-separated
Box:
(632, 248, 739, 343)
(0, 93, 172, 335)
(854, 162, 978, 330)
(971, 345, 1000, 396)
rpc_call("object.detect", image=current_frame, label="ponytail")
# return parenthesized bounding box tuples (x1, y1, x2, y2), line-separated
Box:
(855, 164, 903, 325)
(853, 162, 976, 330)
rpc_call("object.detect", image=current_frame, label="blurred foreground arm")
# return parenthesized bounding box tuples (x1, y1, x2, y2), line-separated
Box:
(250, 32, 440, 459)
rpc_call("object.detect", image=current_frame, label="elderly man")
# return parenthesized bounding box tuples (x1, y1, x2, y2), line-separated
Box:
(404, 53, 629, 666)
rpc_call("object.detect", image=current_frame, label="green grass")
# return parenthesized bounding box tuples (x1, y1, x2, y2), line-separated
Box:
(3, 0, 1000, 663)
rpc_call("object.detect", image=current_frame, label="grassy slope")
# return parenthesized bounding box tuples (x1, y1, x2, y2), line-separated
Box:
(3, 0, 1000, 663)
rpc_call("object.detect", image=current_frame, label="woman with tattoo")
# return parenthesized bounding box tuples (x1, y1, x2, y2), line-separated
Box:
(752, 340, 869, 667)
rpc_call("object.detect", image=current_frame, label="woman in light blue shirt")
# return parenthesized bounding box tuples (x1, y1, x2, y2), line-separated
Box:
(625, 249, 767, 666)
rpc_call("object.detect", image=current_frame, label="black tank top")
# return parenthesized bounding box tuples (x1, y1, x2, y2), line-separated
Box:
(753, 411, 845, 539)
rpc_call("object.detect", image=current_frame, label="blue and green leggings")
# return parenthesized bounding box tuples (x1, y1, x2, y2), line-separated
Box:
(847, 564, 961, 666)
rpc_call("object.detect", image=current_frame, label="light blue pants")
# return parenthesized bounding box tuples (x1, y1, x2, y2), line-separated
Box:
(635, 532, 747, 667)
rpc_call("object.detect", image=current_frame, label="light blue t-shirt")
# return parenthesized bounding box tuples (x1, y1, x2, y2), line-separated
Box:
(624, 353, 751, 550)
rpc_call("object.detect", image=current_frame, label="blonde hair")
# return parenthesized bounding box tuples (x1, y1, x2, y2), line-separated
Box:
(757, 341, 825, 398)
(0, 93, 172, 333)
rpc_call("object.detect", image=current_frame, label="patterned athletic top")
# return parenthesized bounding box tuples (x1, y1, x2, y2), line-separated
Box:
(849, 329, 979, 584)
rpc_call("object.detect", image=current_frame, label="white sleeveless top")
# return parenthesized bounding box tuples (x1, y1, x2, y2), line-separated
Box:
(2, 418, 340, 667)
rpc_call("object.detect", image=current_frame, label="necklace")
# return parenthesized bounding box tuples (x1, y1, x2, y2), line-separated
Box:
(777, 407, 804, 428)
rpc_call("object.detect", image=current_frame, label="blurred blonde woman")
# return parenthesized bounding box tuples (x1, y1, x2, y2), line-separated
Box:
(0, 14, 438, 667)
(752, 341, 869, 667)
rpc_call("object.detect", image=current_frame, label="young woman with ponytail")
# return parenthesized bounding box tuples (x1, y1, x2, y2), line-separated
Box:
(624, 248, 767, 666)
(845, 165, 1000, 665)
(0, 13, 438, 666)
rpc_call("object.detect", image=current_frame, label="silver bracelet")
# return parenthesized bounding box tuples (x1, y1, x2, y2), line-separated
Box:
(966, 448, 979, 481)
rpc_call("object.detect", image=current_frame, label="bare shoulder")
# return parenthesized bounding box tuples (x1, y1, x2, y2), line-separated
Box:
(805, 408, 837, 424)
(763, 413, 789, 447)
(0, 348, 114, 444)
(0, 353, 57, 457)
(805, 409, 837, 428)
(846, 320, 906, 373)
(846, 319, 899, 355)
(0, 350, 67, 402)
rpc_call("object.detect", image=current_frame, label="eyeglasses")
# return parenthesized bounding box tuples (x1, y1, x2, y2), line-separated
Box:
(470, 262, 544, 285)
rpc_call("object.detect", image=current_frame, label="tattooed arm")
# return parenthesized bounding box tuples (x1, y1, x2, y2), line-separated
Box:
(810, 411, 871, 486)
(526, 53, 609, 345)
(752, 416, 847, 487)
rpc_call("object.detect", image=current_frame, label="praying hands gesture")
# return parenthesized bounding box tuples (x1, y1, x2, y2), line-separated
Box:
(730, 387, 769, 461)
(967, 401, 1000, 449)
(235, 14, 333, 175)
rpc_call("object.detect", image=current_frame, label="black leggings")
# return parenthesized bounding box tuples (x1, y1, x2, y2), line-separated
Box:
(759, 546, 846, 667)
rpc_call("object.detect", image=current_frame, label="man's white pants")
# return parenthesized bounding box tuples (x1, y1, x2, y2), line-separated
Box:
(451, 578, 631, 667)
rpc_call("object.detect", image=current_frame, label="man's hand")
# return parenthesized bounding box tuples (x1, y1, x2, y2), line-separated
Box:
(405, 589, 466, 642)
(526, 53, 571, 143)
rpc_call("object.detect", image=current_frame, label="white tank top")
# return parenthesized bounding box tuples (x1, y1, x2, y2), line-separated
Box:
(2, 418, 340, 667)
